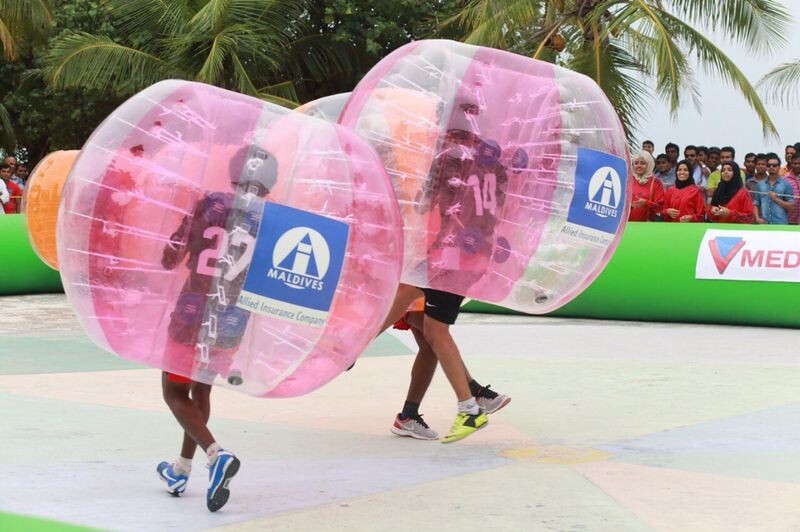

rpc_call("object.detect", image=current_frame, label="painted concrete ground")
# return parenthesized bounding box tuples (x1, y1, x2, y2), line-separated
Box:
(2, 294, 800, 531)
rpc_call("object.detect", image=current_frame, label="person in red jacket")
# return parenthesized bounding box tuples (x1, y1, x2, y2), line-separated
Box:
(660, 159, 706, 222)
(0, 163, 22, 213)
(629, 151, 664, 221)
(707, 161, 753, 223)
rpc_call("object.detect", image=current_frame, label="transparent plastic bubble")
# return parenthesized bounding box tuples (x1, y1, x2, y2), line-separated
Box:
(58, 80, 403, 397)
(295, 93, 350, 122)
(23, 150, 79, 270)
(339, 40, 630, 313)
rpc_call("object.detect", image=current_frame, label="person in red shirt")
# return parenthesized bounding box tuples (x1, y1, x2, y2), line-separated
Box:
(628, 151, 664, 221)
(0, 163, 22, 213)
(707, 161, 753, 223)
(661, 159, 706, 222)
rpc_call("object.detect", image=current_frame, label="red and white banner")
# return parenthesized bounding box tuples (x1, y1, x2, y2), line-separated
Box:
(696, 229, 800, 282)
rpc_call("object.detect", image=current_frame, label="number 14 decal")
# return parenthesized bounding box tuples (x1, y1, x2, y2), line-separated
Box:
(197, 226, 255, 280)
(467, 173, 497, 216)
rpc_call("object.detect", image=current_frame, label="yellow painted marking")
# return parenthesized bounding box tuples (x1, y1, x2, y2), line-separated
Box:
(500, 446, 610, 464)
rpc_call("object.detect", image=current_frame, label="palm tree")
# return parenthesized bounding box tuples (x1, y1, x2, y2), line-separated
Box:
(758, 59, 800, 106)
(40, 0, 353, 106)
(0, 0, 53, 60)
(0, 0, 53, 148)
(439, 0, 790, 138)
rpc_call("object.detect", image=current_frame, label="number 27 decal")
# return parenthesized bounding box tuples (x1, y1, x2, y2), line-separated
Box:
(197, 226, 255, 280)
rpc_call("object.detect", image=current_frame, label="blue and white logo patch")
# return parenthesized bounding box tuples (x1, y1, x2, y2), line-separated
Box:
(563, 147, 627, 245)
(237, 203, 349, 328)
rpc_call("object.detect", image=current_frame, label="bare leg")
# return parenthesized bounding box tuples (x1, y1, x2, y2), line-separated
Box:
(176, 381, 212, 458)
(421, 314, 471, 401)
(406, 310, 473, 387)
(162, 373, 215, 452)
(405, 326, 438, 404)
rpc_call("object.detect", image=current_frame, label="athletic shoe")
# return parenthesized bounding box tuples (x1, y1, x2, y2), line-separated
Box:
(441, 411, 488, 444)
(475, 384, 511, 415)
(207, 450, 240, 512)
(391, 413, 439, 440)
(157, 461, 189, 496)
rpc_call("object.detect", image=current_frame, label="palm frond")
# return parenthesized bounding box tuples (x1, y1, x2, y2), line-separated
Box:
(0, 0, 53, 59)
(195, 30, 235, 85)
(0, 101, 16, 151)
(0, 0, 52, 32)
(43, 32, 178, 96)
(0, 16, 15, 59)
(286, 33, 356, 83)
(188, 0, 232, 33)
(757, 59, 800, 106)
(567, 41, 649, 137)
(110, 0, 191, 37)
(258, 80, 299, 106)
(657, 9, 778, 137)
(663, 0, 790, 55)
(229, 52, 260, 95)
(438, 0, 545, 48)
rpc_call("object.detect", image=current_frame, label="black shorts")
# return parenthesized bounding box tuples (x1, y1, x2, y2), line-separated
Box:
(420, 288, 464, 325)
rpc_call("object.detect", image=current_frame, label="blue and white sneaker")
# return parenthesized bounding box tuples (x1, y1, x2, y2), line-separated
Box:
(157, 461, 189, 496)
(207, 450, 240, 512)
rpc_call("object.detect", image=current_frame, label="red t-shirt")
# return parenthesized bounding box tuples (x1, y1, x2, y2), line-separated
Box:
(629, 176, 665, 221)
(3, 180, 22, 213)
(706, 188, 754, 223)
(660, 185, 706, 222)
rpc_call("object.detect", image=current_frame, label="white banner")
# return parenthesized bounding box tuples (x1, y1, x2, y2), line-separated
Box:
(696, 229, 800, 282)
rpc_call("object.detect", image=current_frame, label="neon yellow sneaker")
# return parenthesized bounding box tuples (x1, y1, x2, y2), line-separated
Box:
(441, 411, 488, 443)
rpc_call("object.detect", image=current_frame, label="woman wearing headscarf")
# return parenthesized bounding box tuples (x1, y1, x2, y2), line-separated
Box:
(707, 161, 754, 223)
(660, 159, 706, 222)
(628, 150, 664, 221)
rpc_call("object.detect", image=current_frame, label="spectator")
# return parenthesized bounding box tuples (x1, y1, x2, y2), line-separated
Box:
(781, 144, 796, 176)
(653, 153, 676, 188)
(0, 163, 21, 213)
(629, 150, 665, 222)
(665, 142, 680, 166)
(746, 154, 768, 194)
(782, 153, 800, 224)
(642, 140, 654, 154)
(12, 163, 27, 188)
(694, 146, 711, 188)
(0, 171, 7, 214)
(706, 146, 737, 201)
(707, 161, 753, 224)
(660, 160, 706, 222)
(743, 153, 756, 180)
(753, 153, 794, 224)
(683, 145, 698, 168)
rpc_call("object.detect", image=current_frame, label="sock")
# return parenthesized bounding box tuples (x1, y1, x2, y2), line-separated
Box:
(175, 456, 192, 476)
(468, 379, 483, 396)
(206, 442, 222, 464)
(458, 397, 480, 415)
(400, 401, 420, 419)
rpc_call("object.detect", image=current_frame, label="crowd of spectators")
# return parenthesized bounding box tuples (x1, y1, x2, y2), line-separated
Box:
(1, 141, 799, 225)
(630, 141, 800, 224)
(0, 155, 28, 215)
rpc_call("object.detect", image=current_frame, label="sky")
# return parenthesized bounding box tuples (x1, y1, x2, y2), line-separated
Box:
(633, 3, 800, 157)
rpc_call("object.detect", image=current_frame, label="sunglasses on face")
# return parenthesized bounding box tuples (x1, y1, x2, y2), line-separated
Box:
(767, 163, 780, 167)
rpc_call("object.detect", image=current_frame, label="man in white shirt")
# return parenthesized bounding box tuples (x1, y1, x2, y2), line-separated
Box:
(0, 178, 8, 214)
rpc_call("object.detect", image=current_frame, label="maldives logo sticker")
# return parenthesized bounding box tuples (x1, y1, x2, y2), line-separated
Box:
(707, 236, 746, 274)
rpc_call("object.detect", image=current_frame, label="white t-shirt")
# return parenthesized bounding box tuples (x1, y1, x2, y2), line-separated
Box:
(0, 179, 8, 212)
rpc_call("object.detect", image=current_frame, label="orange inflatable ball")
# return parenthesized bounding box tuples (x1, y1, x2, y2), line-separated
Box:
(22, 150, 79, 270)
